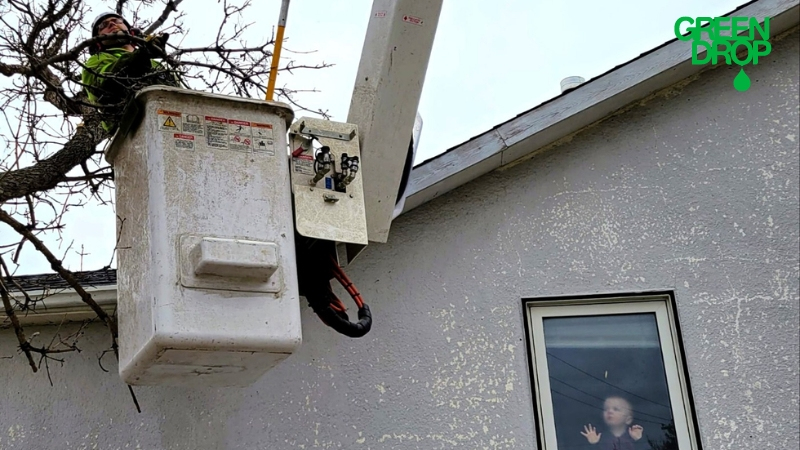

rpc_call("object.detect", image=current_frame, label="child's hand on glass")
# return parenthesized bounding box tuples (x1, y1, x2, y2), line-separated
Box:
(629, 425, 644, 441)
(581, 424, 602, 444)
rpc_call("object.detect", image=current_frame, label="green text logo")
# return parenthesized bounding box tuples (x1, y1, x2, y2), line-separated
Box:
(675, 16, 772, 92)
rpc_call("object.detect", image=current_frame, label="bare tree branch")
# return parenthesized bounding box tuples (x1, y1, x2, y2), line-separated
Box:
(144, 0, 184, 35)
(0, 272, 38, 372)
(115, 0, 129, 16)
(0, 118, 104, 203)
(0, 256, 34, 310)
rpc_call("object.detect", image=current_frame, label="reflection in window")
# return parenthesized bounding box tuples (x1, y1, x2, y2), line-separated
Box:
(543, 313, 677, 450)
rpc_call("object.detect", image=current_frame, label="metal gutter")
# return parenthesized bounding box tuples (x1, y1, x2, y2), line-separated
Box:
(2, 284, 118, 328)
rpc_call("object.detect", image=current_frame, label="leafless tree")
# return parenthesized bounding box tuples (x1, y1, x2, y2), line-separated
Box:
(0, 0, 331, 382)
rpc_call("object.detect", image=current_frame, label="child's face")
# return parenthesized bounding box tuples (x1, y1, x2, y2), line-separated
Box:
(603, 397, 633, 428)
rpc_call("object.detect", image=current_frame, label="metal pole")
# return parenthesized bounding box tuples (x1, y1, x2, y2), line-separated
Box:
(266, 0, 290, 101)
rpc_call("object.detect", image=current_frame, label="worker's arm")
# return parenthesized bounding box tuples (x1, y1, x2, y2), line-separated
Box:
(146, 59, 182, 88)
(81, 52, 114, 104)
(144, 34, 182, 87)
(83, 48, 157, 106)
(82, 33, 173, 102)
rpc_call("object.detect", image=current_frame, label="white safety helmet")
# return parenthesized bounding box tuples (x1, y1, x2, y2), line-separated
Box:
(91, 11, 132, 37)
(89, 11, 137, 54)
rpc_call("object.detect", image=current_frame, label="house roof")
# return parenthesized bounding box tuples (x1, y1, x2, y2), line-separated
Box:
(6, 268, 116, 291)
(2, 269, 117, 328)
(398, 0, 800, 216)
(4, 268, 117, 291)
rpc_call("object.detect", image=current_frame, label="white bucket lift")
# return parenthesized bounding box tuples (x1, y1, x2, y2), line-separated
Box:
(106, 86, 301, 387)
(105, 0, 442, 388)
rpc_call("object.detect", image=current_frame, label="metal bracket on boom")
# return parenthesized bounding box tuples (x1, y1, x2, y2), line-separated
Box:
(298, 122, 357, 142)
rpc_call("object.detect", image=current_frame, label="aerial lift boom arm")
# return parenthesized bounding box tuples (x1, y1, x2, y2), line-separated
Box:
(287, 0, 443, 337)
(348, 0, 443, 244)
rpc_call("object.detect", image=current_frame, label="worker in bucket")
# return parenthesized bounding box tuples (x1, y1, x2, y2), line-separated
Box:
(81, 11, 181, 133)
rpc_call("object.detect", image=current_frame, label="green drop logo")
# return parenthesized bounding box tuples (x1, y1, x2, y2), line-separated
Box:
(734, 68, 751, 92)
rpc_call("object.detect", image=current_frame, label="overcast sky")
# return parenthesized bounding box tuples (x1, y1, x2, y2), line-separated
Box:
(9, 0, 748, 275)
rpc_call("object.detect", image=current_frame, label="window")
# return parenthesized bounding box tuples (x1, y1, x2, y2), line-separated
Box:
(524, 292, 701, 450)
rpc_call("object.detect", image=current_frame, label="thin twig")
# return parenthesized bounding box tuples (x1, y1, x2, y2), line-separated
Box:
(0, 273, 38, 372)
(0, 256, 33, 311)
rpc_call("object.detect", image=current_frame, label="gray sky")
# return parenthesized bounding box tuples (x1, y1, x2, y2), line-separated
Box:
(254, 0, 748, 162)
(9, 0, 748, 275)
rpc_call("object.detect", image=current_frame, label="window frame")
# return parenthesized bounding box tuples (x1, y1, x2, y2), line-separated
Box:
(522, 291, 702, 450)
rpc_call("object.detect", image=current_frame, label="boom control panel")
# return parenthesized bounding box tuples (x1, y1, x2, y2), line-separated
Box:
(289, 117, 368, 246)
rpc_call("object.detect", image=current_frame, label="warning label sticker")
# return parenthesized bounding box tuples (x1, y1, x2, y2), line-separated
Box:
(228, 119, 251, 136)
(293, 154, 314, 175)
(252, 123, 275, 155)
(182, 114, 204, 135)
(174, 133, 195, 150)
(228, 119, 252, 152)
(158, 109, 182, 131)
(254, 138, 275, 156)
(252, 122, 273, 139)
(403, 15, 424, 26)
(229, 134, 253, 152)
(205, 116, 228, 149)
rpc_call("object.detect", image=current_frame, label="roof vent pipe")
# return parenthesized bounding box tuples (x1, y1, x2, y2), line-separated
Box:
(560, 76, 586, 93)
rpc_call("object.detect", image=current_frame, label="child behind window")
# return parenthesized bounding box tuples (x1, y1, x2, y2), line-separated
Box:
(580, 395, 650, 450)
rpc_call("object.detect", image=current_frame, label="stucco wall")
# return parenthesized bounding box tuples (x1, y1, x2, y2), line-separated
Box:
(1, 27, 797, 450)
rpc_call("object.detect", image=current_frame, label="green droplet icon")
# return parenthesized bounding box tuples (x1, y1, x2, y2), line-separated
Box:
(734, 68, 751, 92)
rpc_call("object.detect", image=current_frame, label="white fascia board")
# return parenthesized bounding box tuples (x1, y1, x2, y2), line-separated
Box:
(2, 284, 118, 328)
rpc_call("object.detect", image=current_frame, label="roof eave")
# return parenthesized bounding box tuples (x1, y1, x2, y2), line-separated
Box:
(1, 284, 118, 328)
(400, 0, 800, 216)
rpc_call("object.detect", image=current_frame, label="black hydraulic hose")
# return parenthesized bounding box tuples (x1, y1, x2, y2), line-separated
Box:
(294, 234, 372, 338)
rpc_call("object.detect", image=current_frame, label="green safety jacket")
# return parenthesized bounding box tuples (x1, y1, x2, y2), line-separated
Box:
(82, 47, 181, 133)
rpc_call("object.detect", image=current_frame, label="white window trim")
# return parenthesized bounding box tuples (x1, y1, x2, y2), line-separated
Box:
(525, 293, 700, 450)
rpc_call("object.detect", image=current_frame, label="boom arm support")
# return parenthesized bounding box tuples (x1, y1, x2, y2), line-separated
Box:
(347, 0, 443, 244)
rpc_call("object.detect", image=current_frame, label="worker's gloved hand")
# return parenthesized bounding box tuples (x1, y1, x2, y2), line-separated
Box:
(145, 33, 170, 56)
(99, 30, 133, 49)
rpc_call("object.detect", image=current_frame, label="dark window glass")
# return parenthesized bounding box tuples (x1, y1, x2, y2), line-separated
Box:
(543, 313, 679, 450)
